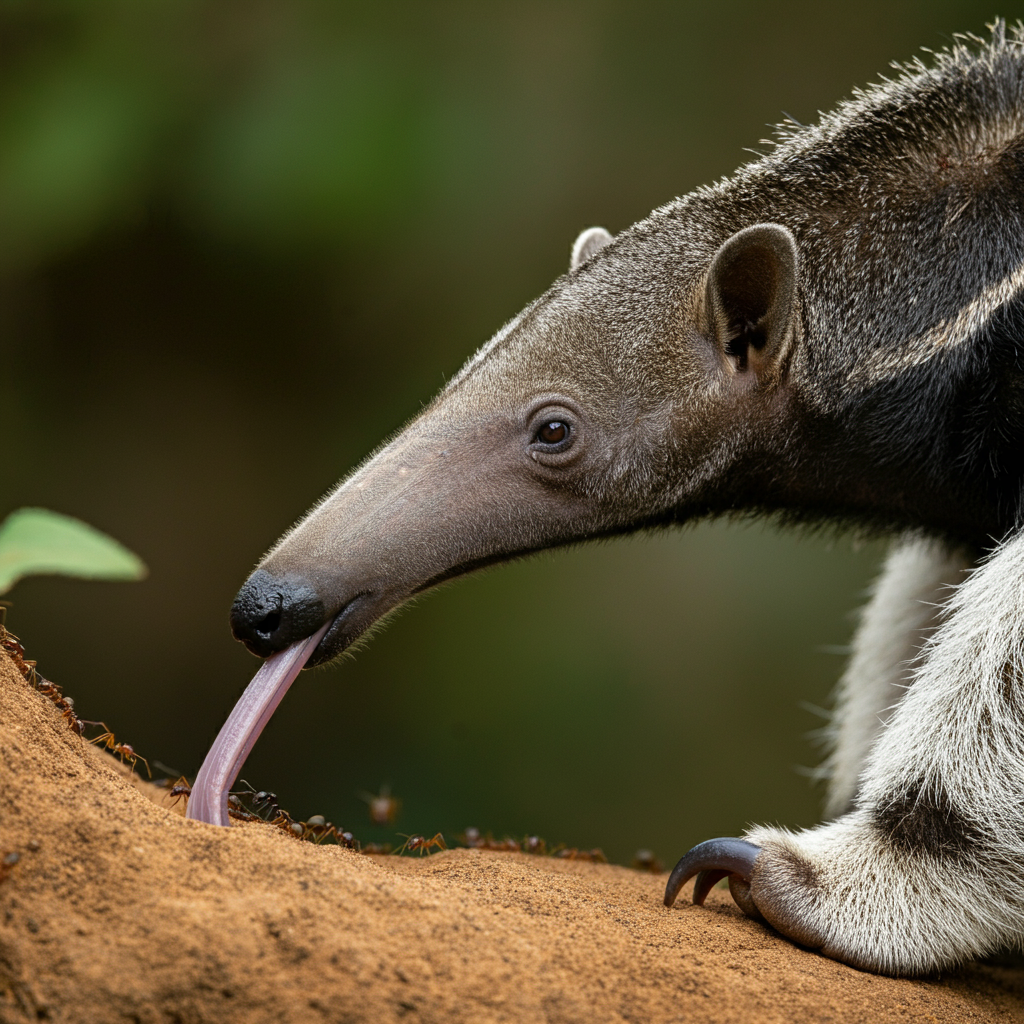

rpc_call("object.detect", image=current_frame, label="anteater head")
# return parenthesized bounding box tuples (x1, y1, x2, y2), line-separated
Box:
(230, 219, 800, 665)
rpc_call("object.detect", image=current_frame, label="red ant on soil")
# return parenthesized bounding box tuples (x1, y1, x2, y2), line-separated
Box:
(462, 828, 539, 853)
(463, 833, 520, 852)
(1, 622, 86, 737)
(167, 779, 262, 825)
(2, 616, 372, 854)
(238, 786, 302, 835)
(168, 778, 192, 808)
(83, 722, 151, 777)
(228, 784, 360, 848)
(264, 809, 357, 847)
(300, 814, 358, 848)
(460, 828, 603, 861)
(555, 847, 607, 863)
(57, 696, 85, 734)
(226, 794, 260, 822)
(395, 833, 446, 856)
(300, 814, 332, 842)
(4, 621, 154, 776)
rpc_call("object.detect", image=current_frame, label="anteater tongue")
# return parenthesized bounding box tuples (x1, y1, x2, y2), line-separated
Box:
(185, 624, 331, 826)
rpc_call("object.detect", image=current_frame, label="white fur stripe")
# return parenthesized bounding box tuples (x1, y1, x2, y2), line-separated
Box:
(852, 260, 1024, 383)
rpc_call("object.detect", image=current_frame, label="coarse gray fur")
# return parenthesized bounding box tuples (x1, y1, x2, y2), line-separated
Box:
(230, 22, 1024, 974)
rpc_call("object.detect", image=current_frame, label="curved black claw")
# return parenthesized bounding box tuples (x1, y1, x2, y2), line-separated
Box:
(663, 837, 762, 919)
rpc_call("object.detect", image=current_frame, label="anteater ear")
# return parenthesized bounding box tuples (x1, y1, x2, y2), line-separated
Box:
(705, 223, 798, 381)
(570, 227, 613, 270)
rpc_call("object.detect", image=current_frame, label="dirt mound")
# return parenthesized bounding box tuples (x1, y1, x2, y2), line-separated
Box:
(1, 649, 1023, 1024)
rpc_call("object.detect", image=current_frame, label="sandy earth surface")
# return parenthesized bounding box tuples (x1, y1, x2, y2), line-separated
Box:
(2, 646, 1024, 1024)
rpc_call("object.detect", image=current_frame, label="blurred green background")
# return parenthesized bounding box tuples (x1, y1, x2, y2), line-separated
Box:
(0, 0, 1003, 864)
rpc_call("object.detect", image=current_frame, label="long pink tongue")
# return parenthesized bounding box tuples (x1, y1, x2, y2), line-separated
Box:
(186, 624, 331, 826)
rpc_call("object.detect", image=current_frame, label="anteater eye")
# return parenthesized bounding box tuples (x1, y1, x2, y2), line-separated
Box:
(537, 421, 569, 445)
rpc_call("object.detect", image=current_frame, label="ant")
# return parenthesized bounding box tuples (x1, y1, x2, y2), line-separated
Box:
(460, 828, 522, 852)
(53, 692, 84, 736)
(85, 723, 151, 777)
(555, 848, 607, 863)
(395, 833, 446, 856)
(41, 684, 84, 737)
(251, 790, 281, 817)
(170, 777, 362, 850)
(168, 778, 191, 808)
(1, 623, 88, 737)
(273, 815, 307, 839)
(301, 814, 336, 843)
(358, 785, 400, 826)
(227, 783, 284, 821)
(631, 849, 664, 874)
(211, 780, 280, 823)
(59, 696, 83, 732)
(233, 786, 307, 839)
(226, 794, 259, 822)
(296, 815, 357, 848)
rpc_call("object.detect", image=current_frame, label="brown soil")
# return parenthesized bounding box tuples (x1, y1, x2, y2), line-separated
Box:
(2, 649, 1023, 1024)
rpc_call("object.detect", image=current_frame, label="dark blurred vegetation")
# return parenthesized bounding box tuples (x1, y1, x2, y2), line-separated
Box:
(0, 0, 1001, 862)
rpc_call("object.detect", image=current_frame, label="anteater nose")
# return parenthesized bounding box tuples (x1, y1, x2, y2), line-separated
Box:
(230, 569, 327, 658)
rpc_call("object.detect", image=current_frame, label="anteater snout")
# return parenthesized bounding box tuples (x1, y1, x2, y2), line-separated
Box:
(230, 569, 327, 658)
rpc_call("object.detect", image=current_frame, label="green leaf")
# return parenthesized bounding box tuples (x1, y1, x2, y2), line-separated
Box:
(0, 508, 147, 595)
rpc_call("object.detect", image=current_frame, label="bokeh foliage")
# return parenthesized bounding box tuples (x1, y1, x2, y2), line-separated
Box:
(0, 0, 1001, 862)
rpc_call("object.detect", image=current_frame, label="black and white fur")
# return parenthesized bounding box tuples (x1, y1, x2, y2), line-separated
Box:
(228, 22, 1024, 975)
(723, 24, 1024, 973)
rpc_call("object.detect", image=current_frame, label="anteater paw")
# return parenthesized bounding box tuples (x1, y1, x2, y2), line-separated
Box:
(666, 812, 1023, 975)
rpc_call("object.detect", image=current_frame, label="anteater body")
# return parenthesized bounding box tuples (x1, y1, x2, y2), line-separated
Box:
(222, 25, 1024, 973)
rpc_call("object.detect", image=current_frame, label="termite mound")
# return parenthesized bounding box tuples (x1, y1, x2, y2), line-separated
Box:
(1, 647, 1021, 1024)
